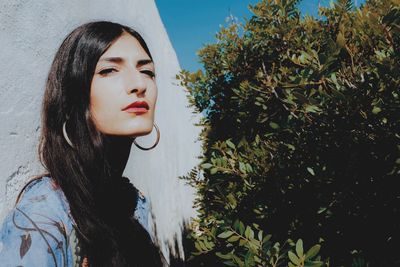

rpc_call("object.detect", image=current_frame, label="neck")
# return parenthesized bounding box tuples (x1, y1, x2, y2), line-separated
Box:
(103, 135, 133, 178)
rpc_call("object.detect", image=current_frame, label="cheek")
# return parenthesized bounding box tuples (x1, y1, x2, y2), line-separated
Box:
(150, 84, 158, 106)
(90, 82, 120, 121)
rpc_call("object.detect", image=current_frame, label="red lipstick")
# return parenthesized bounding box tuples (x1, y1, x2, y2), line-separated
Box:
(123, 101, 149, 114)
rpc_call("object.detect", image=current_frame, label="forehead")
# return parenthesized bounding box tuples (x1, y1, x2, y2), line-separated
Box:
(98, 32, 150, 61)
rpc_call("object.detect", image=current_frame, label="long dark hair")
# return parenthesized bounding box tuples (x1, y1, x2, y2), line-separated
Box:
(37, 21, 163, 266)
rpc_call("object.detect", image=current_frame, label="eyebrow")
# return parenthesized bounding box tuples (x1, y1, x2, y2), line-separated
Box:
(98, 57, 153, 67)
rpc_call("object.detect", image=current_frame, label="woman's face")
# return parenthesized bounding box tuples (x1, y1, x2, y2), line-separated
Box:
(90, 31, 157, 138)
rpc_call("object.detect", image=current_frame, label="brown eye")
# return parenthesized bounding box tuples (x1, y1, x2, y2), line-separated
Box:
(141, 70, 155, 78)
(99, 68, 117, 75)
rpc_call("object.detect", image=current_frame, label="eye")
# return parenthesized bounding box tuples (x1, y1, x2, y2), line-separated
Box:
(141, 70, 156, 78)
(99, 68, 117, 75)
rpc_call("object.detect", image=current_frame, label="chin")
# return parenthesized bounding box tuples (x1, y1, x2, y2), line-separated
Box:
(130, 124, 154, 137)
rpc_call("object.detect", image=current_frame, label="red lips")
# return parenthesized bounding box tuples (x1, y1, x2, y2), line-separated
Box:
(122, 101, 149, 111)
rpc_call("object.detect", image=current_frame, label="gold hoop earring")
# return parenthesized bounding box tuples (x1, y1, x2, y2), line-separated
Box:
(133, 123, 160, 151)
(62, 120, 74, 148)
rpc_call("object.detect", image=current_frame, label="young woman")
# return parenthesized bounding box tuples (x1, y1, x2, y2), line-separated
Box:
(0, 21, 165, 266)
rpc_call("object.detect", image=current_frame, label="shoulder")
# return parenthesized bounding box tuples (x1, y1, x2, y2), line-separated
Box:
(15, 176, 73, 227)
(0, 176, 75, 266)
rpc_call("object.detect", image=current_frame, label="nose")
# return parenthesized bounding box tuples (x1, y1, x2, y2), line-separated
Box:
(127, 69, 146, 96)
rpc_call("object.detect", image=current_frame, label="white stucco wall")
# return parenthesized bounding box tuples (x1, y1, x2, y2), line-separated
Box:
(0, 0, 202, 261)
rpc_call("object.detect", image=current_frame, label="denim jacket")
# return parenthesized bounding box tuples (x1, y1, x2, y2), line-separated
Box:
(0, 176, 151, 267)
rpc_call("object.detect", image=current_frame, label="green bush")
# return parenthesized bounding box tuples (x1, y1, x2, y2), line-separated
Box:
(179, 0, 400, 266)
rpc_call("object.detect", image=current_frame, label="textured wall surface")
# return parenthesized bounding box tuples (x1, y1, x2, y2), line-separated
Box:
(0, 0, 202, 261)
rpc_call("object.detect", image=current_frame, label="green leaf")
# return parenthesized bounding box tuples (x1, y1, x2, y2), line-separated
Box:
(262, 234, 272, 244)
(307, 167, 315, 176)
(296, 239, 304, 257)
(222, 260, 237, 266)
(194, 242, 202, 252)
(305, 105, 322, 113)
(216, 252, 232, 260)
(233, 220, 240, 231)
(210, 167, 218, 174)
(226, 139, 236, 149)
(227, 235, 240, 242)
(227, 194, 237, 208)
(269, 122, 280, 129)
(198, 240, 208, 251)
(286, 143, 296, 151)
(288, 251, 301, 265)
(201, 163, 213, 169)
(304, 261, 324, 267)
(245, 163, 253, 173)
(239, 162, 247, 174)
(218, 231, 234, 239)
(244, 226, 254, 239)
(204, 240, 214, 249)
(239, 239, 247, 246)
(232, 254, 244, 267)
(330, 73, 338, 86)
(258, 230, 263, 241)
(305, 244, 321, 260)
(372, 106, 382, 114)
(239, 222, 245, 235)
(245, 226, 251, 239)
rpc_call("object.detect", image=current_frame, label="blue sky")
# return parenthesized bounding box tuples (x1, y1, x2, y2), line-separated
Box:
(156, 0, 364, 72)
